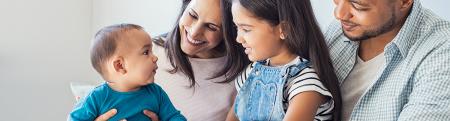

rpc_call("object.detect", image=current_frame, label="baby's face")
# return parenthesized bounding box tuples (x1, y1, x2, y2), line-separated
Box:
(117, 29, 158, 87)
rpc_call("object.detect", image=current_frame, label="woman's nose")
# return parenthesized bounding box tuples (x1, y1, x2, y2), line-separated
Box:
(188, 22, 204, 40)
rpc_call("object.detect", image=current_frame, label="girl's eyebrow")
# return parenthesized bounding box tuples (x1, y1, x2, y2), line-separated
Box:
(236, 23, 253, 27)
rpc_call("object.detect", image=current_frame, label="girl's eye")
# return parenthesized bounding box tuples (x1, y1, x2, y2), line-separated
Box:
(242, 29, 250, 32)
(239, 27, 250, 33)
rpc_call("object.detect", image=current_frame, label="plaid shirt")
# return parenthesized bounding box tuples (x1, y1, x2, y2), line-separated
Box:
(324, 0, 450, 120)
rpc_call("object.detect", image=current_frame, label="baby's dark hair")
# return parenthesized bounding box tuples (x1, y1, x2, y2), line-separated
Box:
(90, 23, 143, 76)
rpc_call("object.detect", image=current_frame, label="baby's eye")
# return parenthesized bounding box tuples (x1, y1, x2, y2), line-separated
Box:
(143, 50, 149, 55)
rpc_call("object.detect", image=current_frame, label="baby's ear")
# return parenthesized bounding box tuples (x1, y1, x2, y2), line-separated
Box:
(112, 56, 127, 74)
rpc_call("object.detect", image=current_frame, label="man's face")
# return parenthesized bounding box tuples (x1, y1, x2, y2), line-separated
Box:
(333, 0, 400, 41)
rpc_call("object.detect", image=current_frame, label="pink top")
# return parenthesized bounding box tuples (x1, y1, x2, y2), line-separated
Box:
(154, 45, 236, 121)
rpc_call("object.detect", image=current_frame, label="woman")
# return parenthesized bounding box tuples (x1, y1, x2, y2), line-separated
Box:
(95, 0, 249, 120)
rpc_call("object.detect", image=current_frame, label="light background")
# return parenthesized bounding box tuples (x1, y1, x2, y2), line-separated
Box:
(0, 0, 448, 120)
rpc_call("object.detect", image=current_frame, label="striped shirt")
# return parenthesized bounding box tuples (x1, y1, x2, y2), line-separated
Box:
(325, 0, 450, 120)
(235, 57, 334, 120)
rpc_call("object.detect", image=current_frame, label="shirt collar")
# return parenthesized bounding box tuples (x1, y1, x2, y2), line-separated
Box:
(390, 0, 424, 59)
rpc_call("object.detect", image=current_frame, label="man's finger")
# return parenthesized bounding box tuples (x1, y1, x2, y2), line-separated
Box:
(95, 109, 117, 121)
(143, 110, 159, 121)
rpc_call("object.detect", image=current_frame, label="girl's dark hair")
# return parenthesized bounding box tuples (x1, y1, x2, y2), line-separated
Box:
(229, 0, 342, 120)
(163, 0, 250, 88)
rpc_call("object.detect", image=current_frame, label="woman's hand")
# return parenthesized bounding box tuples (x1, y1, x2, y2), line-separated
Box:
(94, 109, 159, 121)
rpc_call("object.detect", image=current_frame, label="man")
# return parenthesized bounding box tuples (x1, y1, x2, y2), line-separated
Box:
(325, 0, 450, 120)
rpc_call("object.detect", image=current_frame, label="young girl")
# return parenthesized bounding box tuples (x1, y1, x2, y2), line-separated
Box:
(224, 0, 342, 120)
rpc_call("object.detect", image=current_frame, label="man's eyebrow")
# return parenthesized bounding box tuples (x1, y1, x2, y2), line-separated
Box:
(349, 0, 369, 6)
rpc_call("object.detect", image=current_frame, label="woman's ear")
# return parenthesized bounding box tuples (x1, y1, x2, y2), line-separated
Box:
(112, 56, 127, 74)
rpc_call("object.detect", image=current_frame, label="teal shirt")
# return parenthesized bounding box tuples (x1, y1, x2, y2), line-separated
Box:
(325, 0, 450, 120)
(70, 83, 186, 121)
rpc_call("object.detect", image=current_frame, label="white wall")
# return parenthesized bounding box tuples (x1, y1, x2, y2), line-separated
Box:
(92, 0, 181, 37)
(0, 0, 93, 120)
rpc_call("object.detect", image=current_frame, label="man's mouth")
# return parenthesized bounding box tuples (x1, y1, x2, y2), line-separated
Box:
(341, 21, 358, 31)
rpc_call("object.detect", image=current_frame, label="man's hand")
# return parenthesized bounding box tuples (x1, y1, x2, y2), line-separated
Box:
(143, 110, 159, 121)
(94, 109, 118, 121)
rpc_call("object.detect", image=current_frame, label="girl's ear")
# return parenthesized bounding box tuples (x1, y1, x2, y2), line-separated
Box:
(112, 56, 127, 74)
(278, 21, 288, 40)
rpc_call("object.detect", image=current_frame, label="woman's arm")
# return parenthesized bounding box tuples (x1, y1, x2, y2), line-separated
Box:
(283, 91, 326, 121)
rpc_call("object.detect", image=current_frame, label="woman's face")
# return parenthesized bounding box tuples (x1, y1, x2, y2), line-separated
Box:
(179, 0, 224, 59)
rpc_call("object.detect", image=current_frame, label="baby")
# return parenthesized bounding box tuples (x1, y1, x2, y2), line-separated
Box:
(69, 24, 186, 121)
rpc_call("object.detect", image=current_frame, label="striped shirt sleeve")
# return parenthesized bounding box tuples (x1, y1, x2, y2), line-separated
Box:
(284, 66, 333, 102)
(235, 63, 254, 92)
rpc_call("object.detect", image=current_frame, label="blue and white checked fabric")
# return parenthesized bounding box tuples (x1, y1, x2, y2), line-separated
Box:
(324, 0, 450, 120)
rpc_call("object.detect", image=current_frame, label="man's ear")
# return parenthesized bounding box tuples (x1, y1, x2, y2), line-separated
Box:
(399, 0, 413, 10)
(112, 56, 127, 74)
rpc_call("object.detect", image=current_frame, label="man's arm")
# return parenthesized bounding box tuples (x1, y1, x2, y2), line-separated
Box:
(398, 41, 450, 121)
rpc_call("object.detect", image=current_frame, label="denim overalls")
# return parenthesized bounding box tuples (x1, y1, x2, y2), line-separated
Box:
(234, 59, 310, 121)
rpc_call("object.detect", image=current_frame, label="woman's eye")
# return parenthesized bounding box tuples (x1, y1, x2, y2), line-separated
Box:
(188, 12, 198, 19)
(207, 25, 218, 31)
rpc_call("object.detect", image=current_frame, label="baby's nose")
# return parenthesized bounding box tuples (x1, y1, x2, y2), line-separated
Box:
(153, 56, 158, 62)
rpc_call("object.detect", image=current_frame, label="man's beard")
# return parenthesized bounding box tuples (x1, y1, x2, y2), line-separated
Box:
(344, 12, 397, 41)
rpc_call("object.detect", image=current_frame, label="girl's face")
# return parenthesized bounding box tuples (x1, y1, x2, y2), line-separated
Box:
(231, 2, 287, 62)
(178, 0, 224, 59)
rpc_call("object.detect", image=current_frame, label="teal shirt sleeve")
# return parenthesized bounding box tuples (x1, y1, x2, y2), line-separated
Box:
(150, 84, 186, 121)
(69, 92, 99, 121)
